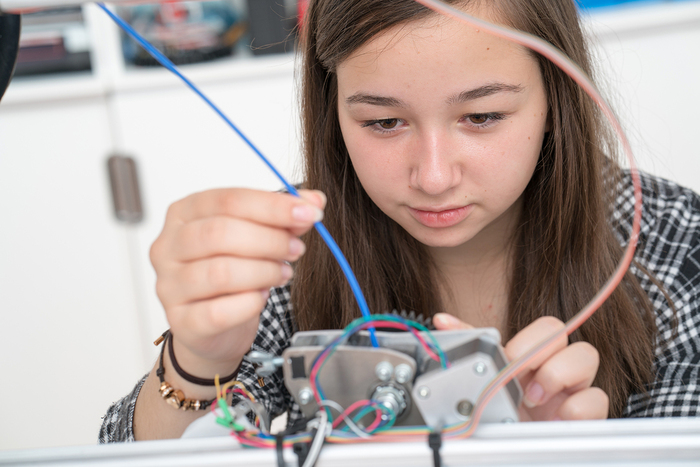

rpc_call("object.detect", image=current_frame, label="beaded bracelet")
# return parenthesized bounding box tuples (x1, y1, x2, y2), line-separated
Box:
(154, 330, 240, 411)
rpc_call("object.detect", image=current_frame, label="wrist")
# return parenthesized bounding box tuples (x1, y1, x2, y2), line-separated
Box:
(169, 332, 242, 384)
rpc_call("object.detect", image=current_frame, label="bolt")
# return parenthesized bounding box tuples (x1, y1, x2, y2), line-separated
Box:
(456, 399, 474, 417)
(298, 387, 314, 405)
(417, 386, 431, 399)
(372, 385, 407, 417)
(394, 364, 413, 384)
(473, 361, 487, 376)
(375, 361, 394, 382)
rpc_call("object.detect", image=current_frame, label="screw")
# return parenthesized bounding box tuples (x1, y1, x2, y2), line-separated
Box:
(473, 361, 487, 376)
(375, 361, 394, 382)
(456, 399, 474, 417)
(394, 364, 413, 384)
(298, 387, 314, 405)
(417, 386, 431, 399)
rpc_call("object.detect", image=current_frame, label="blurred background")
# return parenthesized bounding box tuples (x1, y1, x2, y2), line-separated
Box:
(0, 0, 698, 452)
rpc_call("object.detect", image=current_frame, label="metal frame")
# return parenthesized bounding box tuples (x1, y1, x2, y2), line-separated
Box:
(2, 417, 699, 466)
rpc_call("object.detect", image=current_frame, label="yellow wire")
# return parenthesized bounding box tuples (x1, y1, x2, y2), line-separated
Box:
(220, 380, 257, 402)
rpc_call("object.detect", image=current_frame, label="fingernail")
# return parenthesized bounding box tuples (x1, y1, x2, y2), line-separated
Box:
(281, 264, 294, 282)
(292, 205, 324, 223)
(314, 190, 327, 207)
(289, 238, 306, 256)
(523, 382, 544, 408)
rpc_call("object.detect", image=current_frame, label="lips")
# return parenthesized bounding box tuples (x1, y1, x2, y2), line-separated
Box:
(408, 205, 473, 228)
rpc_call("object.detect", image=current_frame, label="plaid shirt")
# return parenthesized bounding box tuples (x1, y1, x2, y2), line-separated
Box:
(99, 171, 700, 443)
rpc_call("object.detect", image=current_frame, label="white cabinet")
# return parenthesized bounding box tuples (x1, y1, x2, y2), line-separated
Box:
(0, 91, 147, 449)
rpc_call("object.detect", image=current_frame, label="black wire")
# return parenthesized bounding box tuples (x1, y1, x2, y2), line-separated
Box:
(428, 431, 443, 467)
(275, 433, 285, 467)
(274, 418, 311, 467)
(0, 11, 21, 103)
(293, 439, 311, 467)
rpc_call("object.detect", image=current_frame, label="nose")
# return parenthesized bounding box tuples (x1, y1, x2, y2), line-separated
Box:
(409, 130, 462, 196)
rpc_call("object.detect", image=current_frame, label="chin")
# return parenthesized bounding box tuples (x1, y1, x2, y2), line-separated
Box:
(408, 229, 472, 249)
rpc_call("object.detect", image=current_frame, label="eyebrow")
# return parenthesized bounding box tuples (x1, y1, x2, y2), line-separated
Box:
(345, 83, 524, 109)
(447, 83, 524, 105)
(345, 94, 408, 108)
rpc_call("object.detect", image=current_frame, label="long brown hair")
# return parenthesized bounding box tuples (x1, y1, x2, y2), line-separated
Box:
(292, 0, 658, 418)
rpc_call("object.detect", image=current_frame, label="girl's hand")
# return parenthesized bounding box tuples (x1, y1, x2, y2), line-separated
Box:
(432, 313, 609, 421)
(149, 188, 326, 378)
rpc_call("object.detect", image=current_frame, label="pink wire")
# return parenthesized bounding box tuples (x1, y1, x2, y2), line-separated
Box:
(413, 0, 643, 438)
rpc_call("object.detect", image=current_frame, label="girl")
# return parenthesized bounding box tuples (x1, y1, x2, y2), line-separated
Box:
(101, 0, 700, 442)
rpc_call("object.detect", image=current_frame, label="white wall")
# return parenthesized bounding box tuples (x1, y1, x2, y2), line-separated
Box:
(583, 2, 700, 194)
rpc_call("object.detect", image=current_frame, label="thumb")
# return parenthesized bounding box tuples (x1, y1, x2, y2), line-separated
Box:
(433, 313, 474, 330)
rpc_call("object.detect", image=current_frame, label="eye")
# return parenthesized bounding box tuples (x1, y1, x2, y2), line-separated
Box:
(462, 112, 507, 129)
(468, 114, 489, 125)
(378, 119, 399, 129)
(361, 118, 406, 134)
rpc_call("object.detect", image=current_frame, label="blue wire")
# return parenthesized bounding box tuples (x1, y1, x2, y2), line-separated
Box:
(97, 3, 379, 347)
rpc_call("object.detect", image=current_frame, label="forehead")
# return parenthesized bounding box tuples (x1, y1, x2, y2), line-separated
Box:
(336, 12, 539, 94)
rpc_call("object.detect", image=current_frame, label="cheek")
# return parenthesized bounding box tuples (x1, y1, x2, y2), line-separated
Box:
(470, 122, 544, 197)
(340, 119, 404, 198)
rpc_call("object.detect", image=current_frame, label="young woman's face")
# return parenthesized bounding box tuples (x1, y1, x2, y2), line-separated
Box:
(336, 12, 549, 252)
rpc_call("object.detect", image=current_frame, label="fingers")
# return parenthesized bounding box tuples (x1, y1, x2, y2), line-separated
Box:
(148, 188, 327, 371)
(298, 189, 327, 210)
(172, 216, 307, 262)
(504, 316, 568, 376)
(168, 188, 325, 228)
(556, 386, 609, 420)
(159, 257, 292, 307)
(503, 316, 605, 421)
(290, 190, 327, 236)
(432, 313, 474, 330)
(521, 341, 600, 409)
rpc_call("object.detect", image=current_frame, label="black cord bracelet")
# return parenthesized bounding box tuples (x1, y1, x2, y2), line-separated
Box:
(158, 329, 241, 386)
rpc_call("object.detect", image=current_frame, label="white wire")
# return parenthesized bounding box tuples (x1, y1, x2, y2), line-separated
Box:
(319, 400, 372, 439)
(302, 410, 329, 467)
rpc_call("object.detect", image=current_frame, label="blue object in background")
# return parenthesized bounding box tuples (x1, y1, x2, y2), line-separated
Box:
(577, 0, 638, 8)
(576, 0, 685, 8)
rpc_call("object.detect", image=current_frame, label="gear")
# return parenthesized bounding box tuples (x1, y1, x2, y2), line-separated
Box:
(387, 309, 435, 330)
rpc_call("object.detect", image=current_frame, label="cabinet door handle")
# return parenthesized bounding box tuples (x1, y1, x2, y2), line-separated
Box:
(107, 155, 143, 223)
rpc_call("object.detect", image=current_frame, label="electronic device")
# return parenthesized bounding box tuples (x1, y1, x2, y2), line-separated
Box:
(276, 328, 522, 428)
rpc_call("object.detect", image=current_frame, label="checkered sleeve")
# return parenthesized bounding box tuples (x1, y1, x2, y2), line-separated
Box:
(229, 284, 306, 427)
(618, 172, 700, 417)
(98, 374, 147, 443)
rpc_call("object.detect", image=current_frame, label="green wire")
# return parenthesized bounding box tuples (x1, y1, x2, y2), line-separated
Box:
(215, 397, 246, 432)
